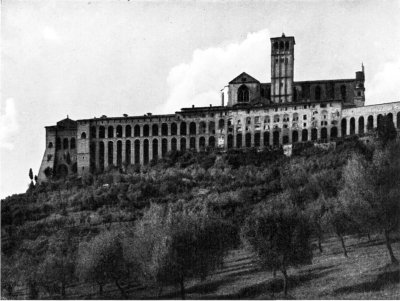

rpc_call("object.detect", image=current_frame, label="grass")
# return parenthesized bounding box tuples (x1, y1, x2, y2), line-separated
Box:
(8, 233, 400, 299)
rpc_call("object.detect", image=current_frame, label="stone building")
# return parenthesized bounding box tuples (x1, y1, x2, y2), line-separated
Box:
(38, 34, 400, 181)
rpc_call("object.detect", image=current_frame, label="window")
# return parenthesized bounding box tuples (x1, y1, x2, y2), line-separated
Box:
(81, 132, 87, 139)
(303, 115, 307, 120)
(238, 85, 249, 102)
(273, 115, 280, 123)
(70, 138, 76, 149)
(48, 142, 53, 148)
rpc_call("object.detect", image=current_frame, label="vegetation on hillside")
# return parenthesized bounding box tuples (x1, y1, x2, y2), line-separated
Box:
(2, 122, 399, 299)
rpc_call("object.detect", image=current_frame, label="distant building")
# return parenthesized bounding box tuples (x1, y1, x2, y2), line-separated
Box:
(38, 34, 400, 181)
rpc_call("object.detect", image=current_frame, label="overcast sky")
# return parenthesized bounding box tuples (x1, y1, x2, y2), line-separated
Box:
(1, 0, 400, 198)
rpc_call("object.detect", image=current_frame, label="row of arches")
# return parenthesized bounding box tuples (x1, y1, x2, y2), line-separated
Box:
(90, 127, 339, 168)
(341, 112, 400, 136)
(53, 137, 76, 150)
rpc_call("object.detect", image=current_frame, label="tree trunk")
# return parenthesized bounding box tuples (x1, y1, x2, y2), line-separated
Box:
(115, 279, 128, 299)
(317, 225, 323, 253)
(384, 230, 399, 264)
(61, 282, 66, 299)
(180, 277, 185, 300)
(281, 268, 288, 297)
(338, 233, 348, 257)
(98, 283, 103, 296)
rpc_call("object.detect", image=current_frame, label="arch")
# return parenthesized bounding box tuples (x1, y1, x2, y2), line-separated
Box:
(274, 41, 279, 50)
(302, 129, 308, 142)
(292, 130, 299, 143)
(171, 137, 177, 151)
(143, 139, 149, 164)
(189, 122, 196, 135)
(116, 125, 123, 138)
(90, 126, 97, 139)
(264, 132, 270, 146)
(63, 138, 69, 149)
(108, 141, 113, 166)
(358, 116, 365, 134)
(48, 142, 53, 148)
(180, 122, 187, 135)
(56, 137, 61, 150)
(99, 141, 105, 171)
(350, 117, 356, 135)
(237, 85, 249, 102)
(274, 114, 280, 123)
(126, 140, 131, 165)
(70, 138, 76, 149)
(199, 121, 206, 134)
(236, 134, 242, 148)
(90, 142, 96, 171)
(282, 135, 289, 145)
(171, 123, 177, 136)
(134, 125, 141, 137)
(367, 115, 374, 131)
(209, 136, 216, 148)
(81, 132, 87, 139)
(218, 119, 225, 130)
(315, 86, 321, 101)
(209, 121, 216, 134)
(162, 138, 168, 156)
(56, 164, 69, 178)
(285, 41, 289, 51)
(190, 137, 196, 149)
(99, 126, 105, 139)
(279, 41, 284, 50)
(117, 140, 122, 167)
(341, 118, 347, 137)
(125, 125, 132, 137)
(134, 140, 140, 164)
(143, 124, 149, 137)
(331, 127, 338, 139)
(387, 113, 393, 124)
(152, 124, 159, 136)
(227, 134, 233, 149)
(245, 133, 251, 147)
(293, 87, 298, 102)
(152, 139, 158, 159)
(397, 112, 400, 129)
(273, 131, 280, 146)
(311, 128, 318, 141)
(161, 123, 168, 136)
(199, 137, 206, 150)
(321, 127, 328, 141)
(340, 85, 347, 100)
(108, 126, 114, 138)
(377, 114, 383, 128)
(180, 137, 186, 151)
(254, 132, 260, 147)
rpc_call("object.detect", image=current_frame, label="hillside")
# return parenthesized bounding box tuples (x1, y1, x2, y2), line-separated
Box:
(2, 137, 399, 299)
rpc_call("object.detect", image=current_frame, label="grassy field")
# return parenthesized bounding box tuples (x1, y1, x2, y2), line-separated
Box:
(10, 233, 399, 299)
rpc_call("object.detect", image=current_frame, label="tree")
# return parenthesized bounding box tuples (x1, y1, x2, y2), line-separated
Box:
(1, 254, 18, 298)
(76, 230, 129, 298)
(341, 143, 400, 264)
(241, 193, 313, 296)
(38, 230, 76, 298)
(29, 168, 33, 181)
(129, 201, 237, 299)
(377, 115, 397, 147)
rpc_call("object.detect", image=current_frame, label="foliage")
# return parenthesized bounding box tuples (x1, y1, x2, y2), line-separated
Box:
(377, 115, 397, 146)
(241, 193, 313, 296)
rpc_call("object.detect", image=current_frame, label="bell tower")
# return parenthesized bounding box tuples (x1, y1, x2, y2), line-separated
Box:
(270, 34, 295, 103)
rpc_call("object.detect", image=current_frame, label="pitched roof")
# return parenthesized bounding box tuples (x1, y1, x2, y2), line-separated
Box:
(229, 72, 260, 84)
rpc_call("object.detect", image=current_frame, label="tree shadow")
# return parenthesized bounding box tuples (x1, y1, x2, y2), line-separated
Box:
(333, 269, 399, 295)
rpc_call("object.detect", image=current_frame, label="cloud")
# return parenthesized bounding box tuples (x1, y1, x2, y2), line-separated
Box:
(367, 58, 400, 105)
(162, 29, 270, 113)
(0, 98, 19, 150)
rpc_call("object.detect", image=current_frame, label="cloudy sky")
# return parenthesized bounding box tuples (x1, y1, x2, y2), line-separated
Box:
(1, 0, 400, 198)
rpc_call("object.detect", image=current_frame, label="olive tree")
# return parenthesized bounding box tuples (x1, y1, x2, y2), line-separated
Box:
(241, 193, 313, 296)
(341, 143, 400, 264)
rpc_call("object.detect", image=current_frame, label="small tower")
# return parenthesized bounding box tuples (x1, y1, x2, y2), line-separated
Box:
(354, 63, 365, 107)
(270, 34, 295, 103)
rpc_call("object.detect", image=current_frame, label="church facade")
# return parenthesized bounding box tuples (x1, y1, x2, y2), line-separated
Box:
(38, 34, 400, 181)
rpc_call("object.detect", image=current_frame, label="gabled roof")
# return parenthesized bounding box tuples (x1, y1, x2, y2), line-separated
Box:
(229, 72, 260, 84)
(56, 117, 77, 130)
